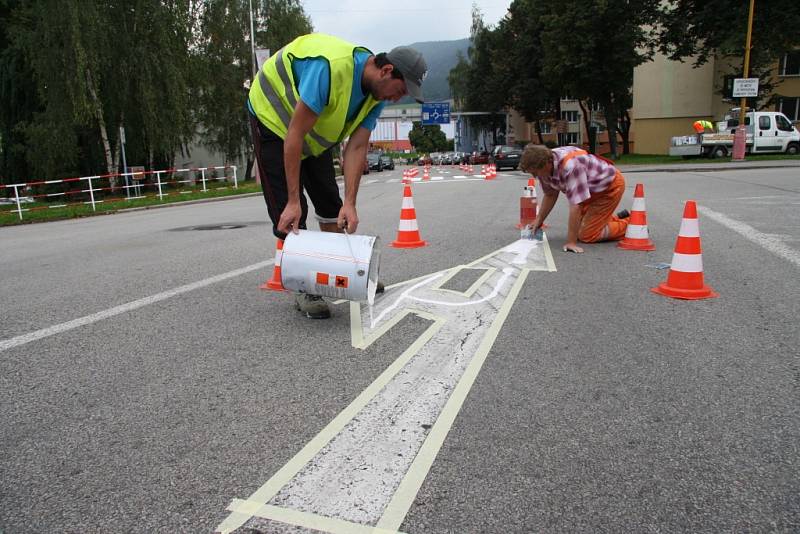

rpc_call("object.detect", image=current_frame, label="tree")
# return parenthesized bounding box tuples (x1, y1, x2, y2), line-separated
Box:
(4, 0, 197, 181)
(196, 0, 313, 171)
(408, 122, 447, 154)
(504, 0, 559, 145)
(0, 0, 39, 185)
(656, 0, 800, 107)
(538, 0, 658, 157)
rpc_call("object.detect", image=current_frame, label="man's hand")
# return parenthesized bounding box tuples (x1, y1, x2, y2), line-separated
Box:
(278, 200, 302, 235)
(563, 242, 584, 253)
(338, 203, 359, 233)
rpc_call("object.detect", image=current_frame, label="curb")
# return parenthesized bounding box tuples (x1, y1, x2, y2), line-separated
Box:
(116, 192, 263, 214)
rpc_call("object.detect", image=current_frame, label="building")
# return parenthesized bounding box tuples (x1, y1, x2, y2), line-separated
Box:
(632, 50, 800, 154)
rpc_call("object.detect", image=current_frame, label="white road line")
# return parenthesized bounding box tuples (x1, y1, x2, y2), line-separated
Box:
(698, 205, 800, 268)
(216, 236, 558, 533)
(0, 260, 274, 353)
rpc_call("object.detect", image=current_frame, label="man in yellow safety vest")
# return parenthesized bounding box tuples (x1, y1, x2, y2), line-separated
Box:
(247, 33, 427, 318)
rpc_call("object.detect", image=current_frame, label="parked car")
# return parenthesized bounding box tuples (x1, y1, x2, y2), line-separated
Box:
(379, 154, 395, 170)
(490, 145, 523, 170)
(469, 150, 491, 165)
(417, 154, 432, 166)
(367, 152, 384, 172)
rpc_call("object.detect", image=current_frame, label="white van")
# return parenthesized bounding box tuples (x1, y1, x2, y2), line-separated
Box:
(670, 110, 800, 158)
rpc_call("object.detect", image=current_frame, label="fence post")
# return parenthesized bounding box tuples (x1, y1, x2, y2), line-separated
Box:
(200, 168, 207, 192)
(87, 176, 97, 211)
(155, 171, 164, 200)
(12, 184, 23, 220)
(232, 166, 238, 189)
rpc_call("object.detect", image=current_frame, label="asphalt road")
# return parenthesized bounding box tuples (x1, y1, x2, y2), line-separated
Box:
(1, 163, 798, 533)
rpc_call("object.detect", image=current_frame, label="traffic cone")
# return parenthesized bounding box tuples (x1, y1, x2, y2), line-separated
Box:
(516, 182, 538, 229)
(402, 169, 411, 184)
(618, 183, 655, 251)
(651, 200, 717, 300)
(391, 185, 428, 248)
(423, 167, 430, 181)
(490, 164, 497, 179)
(260, 239, 286, 291)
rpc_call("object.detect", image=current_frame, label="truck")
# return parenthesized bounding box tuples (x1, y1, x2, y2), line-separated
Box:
(669, 109, 800, 158)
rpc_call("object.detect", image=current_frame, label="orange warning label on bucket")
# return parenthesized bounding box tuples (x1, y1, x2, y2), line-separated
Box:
(335, 275, 349, 288)
(316, 272, 330, 285)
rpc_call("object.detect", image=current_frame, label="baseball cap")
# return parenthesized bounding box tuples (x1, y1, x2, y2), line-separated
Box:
(386, 46, 427, 103)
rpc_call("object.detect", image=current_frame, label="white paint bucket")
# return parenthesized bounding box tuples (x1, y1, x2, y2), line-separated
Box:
(281, 230, 381, 304)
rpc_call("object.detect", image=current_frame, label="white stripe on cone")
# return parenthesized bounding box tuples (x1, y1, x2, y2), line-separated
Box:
(632, 197, 646, 211)
(402, 197, 415, 209)
(626, 224, 650, 239)
(398, 219, 419, 231)
(678, 218, 700, 237)
(670, 252, 703, 272)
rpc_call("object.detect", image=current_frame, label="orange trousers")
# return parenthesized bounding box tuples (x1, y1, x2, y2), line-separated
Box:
(578, 171, 628, 243)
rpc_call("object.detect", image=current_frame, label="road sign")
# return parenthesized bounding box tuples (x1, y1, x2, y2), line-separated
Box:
(733, 78, 759, 98)
(421, 102, 451, 125)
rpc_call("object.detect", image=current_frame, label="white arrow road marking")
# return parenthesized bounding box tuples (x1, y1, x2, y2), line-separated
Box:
(216, 237, 556, 534)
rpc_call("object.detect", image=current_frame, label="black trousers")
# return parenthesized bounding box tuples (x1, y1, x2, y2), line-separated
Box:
(249, 114, 342, 239)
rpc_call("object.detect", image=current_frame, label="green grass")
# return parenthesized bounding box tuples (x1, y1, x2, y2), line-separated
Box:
(0, 180, 262, 226)
(607, 152, 800, 165)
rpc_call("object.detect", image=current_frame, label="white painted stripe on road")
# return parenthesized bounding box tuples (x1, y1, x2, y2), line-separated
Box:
(431, 176, 444, 181)
(698, 205, 800, 268)
(0, 260, 274, 353)
(225, 500, 404, 534)
(375, 264, 532, 531)
(386, 178, 400, 183)
(365, 179, 379, 184)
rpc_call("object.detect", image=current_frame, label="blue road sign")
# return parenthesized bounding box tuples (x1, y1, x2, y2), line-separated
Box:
(421, 102, 451, 125)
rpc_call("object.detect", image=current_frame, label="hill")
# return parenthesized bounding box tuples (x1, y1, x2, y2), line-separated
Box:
(400, 38, 470, 103)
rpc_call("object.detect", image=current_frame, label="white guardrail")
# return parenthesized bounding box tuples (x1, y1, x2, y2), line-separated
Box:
(0, 165, 238, 220)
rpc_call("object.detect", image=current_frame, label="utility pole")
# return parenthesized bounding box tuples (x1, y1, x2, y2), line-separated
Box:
(249, 0, 257, 76)
(732, 0, 756, 161)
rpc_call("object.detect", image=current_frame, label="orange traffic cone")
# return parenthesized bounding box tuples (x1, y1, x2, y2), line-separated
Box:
(651, 200, 717, 300)
(423, 167, 430, 181)
(618, 183, 655, 251)
(516, 181, 538, 229)
(391, 185, 428, 248)
(490, 164, 497, 179)
(260, 239, 286, 291)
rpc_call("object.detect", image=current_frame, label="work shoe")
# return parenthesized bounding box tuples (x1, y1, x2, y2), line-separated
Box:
(616, 209, 630, 219)
(294, 294, 331, 319)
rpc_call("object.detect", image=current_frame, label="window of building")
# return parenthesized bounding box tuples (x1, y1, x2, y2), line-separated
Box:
(778, 97, 800, 121)
(558, 132, 579, 145)
(560, 110, 579, 123)
(779, 52, 800, 76)
(538, 121, 551, 134)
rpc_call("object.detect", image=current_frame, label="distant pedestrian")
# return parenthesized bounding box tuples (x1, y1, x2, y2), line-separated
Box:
(520, 145, 629, 254)
(247, 33, 427, 317)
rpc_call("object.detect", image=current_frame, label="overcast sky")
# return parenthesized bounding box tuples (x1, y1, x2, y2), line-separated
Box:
(299, 1, 511, 52)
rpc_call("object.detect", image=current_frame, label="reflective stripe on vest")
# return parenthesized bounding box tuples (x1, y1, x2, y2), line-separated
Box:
(251, 35, 381, 158)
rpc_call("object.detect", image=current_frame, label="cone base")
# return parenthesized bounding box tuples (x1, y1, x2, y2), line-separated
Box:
(260, 280, 286, 291)
(391, 239, 428, 248)
(651, 283, 718, 300)
(618, 239, 656, 251)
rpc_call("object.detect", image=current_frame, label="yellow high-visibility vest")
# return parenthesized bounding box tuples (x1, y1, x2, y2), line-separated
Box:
(249, 34, 381, 158)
